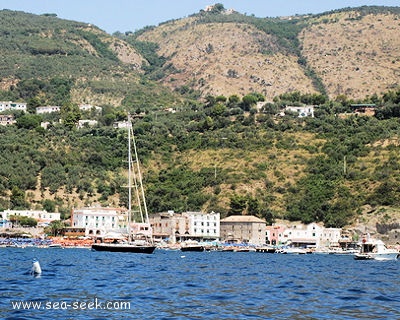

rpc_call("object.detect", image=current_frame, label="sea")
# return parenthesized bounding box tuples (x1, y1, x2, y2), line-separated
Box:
(1, 247, 399, 320)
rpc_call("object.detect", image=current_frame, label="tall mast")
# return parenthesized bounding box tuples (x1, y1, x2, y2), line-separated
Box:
(127, 114, 132, 242)
(127, 113, 153, 244)
(131, 132, 149, 224)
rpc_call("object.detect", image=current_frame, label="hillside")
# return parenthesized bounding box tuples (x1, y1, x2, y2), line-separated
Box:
(131, 5, 400, 100)
(136, 19, 316, 99)
(0, 6, 400, 236)
(301, 8, 400, 99)
(0, 10, 181, 107)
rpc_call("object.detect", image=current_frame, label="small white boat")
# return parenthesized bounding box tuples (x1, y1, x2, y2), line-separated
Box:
(354, 239, 399, 261)
(48, 243, 63, 248)
(277, 246, 311, 254)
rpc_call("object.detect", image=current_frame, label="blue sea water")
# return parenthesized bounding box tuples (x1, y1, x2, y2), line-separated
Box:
(1, 248, 399, 320)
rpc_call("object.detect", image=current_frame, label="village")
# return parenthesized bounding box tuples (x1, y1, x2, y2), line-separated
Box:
(1, 206, 358, 251)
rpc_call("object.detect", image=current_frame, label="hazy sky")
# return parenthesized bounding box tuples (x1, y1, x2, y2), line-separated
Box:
(1, 0, 399, 34)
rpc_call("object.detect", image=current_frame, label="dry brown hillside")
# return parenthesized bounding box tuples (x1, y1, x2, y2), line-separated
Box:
(300, 11, 400, 99)
(138, 18, 317, 100)
(137, 8, 400, 100)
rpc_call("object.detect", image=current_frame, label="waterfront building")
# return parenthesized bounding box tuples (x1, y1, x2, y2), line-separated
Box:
(150, 211, 186, 243)
(183, 211, 220, 240)
(220, 215, 267, 245)
(266, 225, 286, 245)
(1, 209, 60, 227)
(71, 207, 126, 237)
(150, 211, 220, 243)
(279, 222, 342, 248)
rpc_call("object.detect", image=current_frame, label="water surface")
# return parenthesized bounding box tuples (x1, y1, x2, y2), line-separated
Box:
(1, 248, 399, 319)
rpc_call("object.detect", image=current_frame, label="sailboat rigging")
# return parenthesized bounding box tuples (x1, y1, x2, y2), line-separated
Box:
(92, 114, 156, 254)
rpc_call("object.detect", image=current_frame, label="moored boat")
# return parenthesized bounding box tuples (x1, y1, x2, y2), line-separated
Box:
(180, 241, 204, 252)
(91, 114, 156, 254)
(92, 242, 156, 254)
(255, 246, 276, 253)
(354, 238, 398, 261)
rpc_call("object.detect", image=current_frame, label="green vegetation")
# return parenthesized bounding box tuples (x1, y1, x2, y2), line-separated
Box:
(1, 87, 400, 228)
(1, 7, 400, 229)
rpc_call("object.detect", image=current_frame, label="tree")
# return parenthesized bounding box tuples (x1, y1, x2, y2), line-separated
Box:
(42, 199, 56, 212)
(10, 187, 29, 209)
(9, 215, 37, 227)
(16, 114, 42, 129)
(45, 220, 65, 236)
(61, 103, 81, 129)
(227, 95, 240, 108)
(228, 195, 247, 216)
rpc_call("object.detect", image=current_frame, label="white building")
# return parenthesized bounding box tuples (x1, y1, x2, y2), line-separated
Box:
(113, 121, 131, 129)
(79, 104, 102, 114)
(281, 222, 341, 248)
(0, 114, 15, 126)
(71, 207, 126, 237)
(0, 101, 27, 113)
(2, 209, 60, 226)
(36, 106, 61, 114)
(77, 119, 98, 128)
(149, 211, 220, 242)
(284, 105, 315, 118)
(183, 211, 220, 240)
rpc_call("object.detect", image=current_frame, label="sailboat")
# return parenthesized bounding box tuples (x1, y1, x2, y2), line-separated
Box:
(92, 115, 156, 254)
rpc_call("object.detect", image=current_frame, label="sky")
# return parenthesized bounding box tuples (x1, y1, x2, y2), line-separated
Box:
(0, 0, 399, 34)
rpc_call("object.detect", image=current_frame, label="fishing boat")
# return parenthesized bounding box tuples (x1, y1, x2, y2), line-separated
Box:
(354, 237, 398, 261)
(92, 115, 156, 254)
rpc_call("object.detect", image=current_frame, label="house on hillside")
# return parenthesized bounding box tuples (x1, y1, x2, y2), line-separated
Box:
(36, 106, 61, 114)
(350, 104, 376, 116)
(282, 105, 315, 118)
(79, 104, 102, 114)
(0, 101, 27, 113)
(77, 119, 98, 128)
(0, 114, 15, 125)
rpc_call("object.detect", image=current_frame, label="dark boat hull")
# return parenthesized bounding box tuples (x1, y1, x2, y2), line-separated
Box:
(180, 246, 205, 252)
(92, 243, 156, 254)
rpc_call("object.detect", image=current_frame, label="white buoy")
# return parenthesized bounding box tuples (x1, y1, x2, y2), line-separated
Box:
(32, 259, 42, 275)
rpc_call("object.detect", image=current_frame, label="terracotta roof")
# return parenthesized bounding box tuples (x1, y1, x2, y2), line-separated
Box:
(220, 215, 266, 223)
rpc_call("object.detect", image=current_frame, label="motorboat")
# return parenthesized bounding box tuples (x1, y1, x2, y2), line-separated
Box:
(354, 238, 399, 261)
(276, 246, 311, 254)
(180, 241, 204, 252)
